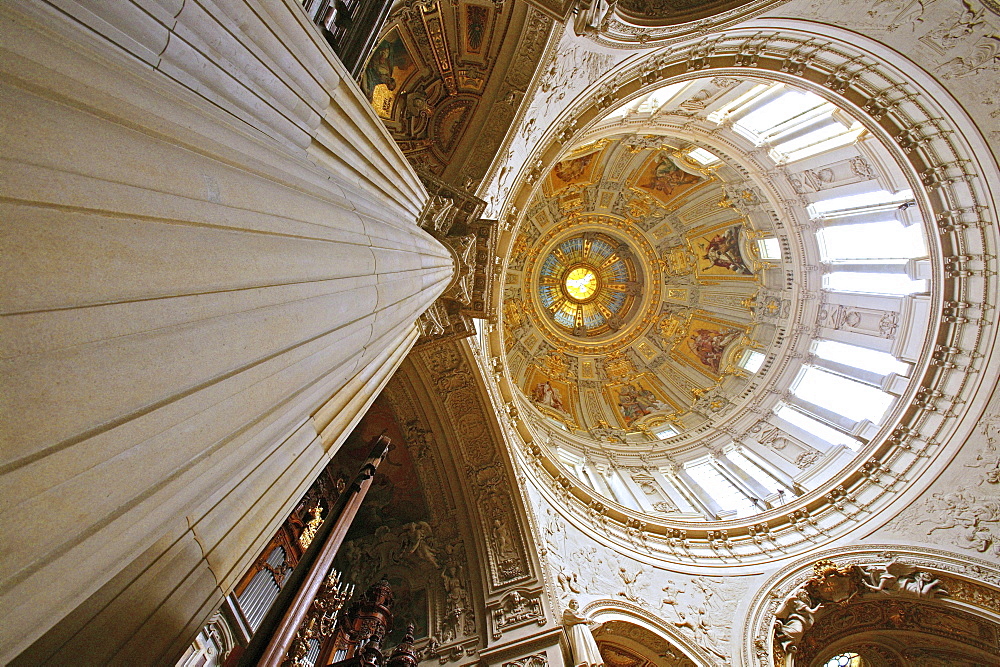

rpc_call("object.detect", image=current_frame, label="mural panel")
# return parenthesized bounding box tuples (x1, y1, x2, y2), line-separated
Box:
(526, 368, 579, 423)
(548, 148, 603, 192)
(675, 315, 743, 377)
(633, 153, 707, 205)
(689, 222, 754, 277)
(362, 28, 418, 119)
(605, 374, 675, 427)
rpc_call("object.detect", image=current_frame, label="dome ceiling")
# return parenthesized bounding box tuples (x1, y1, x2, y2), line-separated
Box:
(494, 72, 938, 529)
(504, 132, 787, 441)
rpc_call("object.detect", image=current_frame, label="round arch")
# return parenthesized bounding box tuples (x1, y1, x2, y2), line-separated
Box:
(582, 598, 718, 666)
(737, 545, 1000, 666)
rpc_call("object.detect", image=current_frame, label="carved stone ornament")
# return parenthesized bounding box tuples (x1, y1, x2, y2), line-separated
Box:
(481, 24, 998, 569)
(490, 590, 545, 639)
(415, 170, 498, 348)
(773, 558, 953, 654)
(502, 653, 548, 667)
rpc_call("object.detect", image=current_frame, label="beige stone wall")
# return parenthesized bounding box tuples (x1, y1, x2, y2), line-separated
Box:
(0, 1, 451, 663)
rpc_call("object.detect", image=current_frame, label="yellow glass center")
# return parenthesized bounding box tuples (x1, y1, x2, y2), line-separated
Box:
(565, 267, 598, 301)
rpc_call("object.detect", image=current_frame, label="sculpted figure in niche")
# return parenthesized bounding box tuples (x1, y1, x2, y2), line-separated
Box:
(441, 563, 467, 608)
(562, 599, 604, 667)
(493, 518, 519, 559)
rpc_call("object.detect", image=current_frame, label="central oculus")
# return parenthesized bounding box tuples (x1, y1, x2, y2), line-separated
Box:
(535, 232, 643, 338)
(564, 266, 599, 301)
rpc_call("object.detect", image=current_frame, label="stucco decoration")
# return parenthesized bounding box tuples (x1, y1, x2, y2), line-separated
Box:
(879, 396, 1000, 556)
(740, 546, 1000, 667)
(569, 0, 792, 46)
(505, 132, 785, 442)
(379, 343, 549, 660)
(592, 620, 695, 667)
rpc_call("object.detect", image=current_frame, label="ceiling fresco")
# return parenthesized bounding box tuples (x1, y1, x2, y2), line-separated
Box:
(360, 0, 552, 186)
(503, 133, 789, 439)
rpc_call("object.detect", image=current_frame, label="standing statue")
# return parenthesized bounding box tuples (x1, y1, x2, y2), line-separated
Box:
(562, 599, 604, 667)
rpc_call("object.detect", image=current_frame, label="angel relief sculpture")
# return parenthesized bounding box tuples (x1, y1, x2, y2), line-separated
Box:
(858, 559, 950, 598)
(774, 559, 951, 653)
(773, 589, 824, 653)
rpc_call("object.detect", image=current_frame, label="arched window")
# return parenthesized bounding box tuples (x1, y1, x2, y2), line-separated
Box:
(823, 651, 862, 667)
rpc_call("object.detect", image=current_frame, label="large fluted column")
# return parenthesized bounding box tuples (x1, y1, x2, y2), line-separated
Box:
(0, 1, 452, 663)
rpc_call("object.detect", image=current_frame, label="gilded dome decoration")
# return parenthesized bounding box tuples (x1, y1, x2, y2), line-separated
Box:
(495, 72, 940, 530)
(536, 233, 641, 336)
(507, 134, 770, 437)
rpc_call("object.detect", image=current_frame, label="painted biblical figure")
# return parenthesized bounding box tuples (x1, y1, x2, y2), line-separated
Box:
(362, 30, 415, 118)
(549, 150, 601, 191)
(637, 154, 703, 203)
(699, 224, 752, 274)
(617, 383, 669, 424)
(532, 380, 567, 413)
(688, 328, 740, 374)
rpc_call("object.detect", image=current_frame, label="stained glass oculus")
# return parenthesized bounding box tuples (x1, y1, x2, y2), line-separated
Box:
(565, 267, 599, 301)
(536, 234, 641, 337)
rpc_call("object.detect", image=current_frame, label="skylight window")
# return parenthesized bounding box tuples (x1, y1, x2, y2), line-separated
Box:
(792, 367, 893, 423)
(708, 83, 771, 123)
(810, 189, 914, 216)
(686, 460, 759, 516)
(654, 424, 679, 439)
(739, 349, 766, 373)
(812, 340, 909, 376)
(817, 220, 926, 261)
(635, 81, 687, 113)
(774, 403, 860, 450)
(738, 90, 824, 135)
(823, 272, 927, 295)
(725, 449, 782, 493)
(756, 237, 781, 260)
(772, 120, 846, 155)
(781, 124, 866, 163)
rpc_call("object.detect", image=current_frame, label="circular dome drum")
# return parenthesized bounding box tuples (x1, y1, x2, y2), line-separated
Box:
(496, 70, 941, 534)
